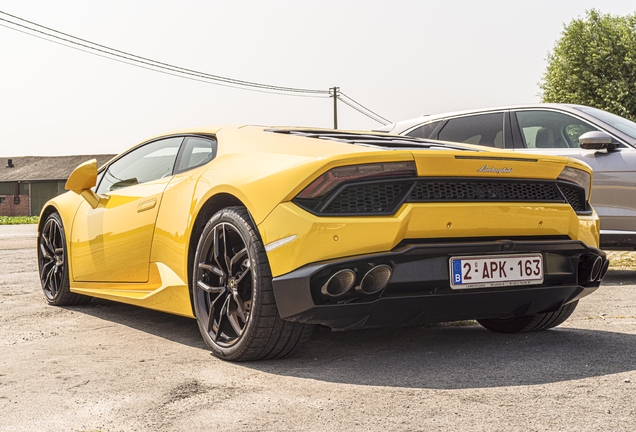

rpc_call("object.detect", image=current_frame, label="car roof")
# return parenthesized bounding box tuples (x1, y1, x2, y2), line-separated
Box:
(375, 103, 586, 134)
(120, 125, 493, 161)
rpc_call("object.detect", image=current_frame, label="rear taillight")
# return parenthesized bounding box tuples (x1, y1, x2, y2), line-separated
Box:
(557, 167, 591, 202)
(297, 161, 416, 199)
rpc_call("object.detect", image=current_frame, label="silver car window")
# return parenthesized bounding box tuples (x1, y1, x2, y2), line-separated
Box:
(405, 121, 442, 139)
(577, 106, 636, 140)
(437, 113, 504, 148)
(515, 111, 596, 148)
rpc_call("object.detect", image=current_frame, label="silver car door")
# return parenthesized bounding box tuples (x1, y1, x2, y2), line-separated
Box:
(512, 109, 636, 249)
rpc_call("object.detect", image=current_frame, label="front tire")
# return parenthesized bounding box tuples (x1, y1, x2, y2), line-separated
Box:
(192, 207, 313, 361)
(37, 212, 91, 306)
(477, 301, 579, 333)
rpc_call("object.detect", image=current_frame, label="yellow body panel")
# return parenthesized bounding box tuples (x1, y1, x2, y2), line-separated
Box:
(150, 166, 208, 283)
(259, 202, 600, 277)
(38, 126, 600, 318)
(71, 262, 193, 317)
(71, 178, 170, 282)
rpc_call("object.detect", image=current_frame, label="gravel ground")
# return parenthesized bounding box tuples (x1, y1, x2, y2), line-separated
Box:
(1, 226, 635, 431)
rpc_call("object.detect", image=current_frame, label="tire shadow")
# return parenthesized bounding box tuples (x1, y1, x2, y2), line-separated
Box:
(64, 298, 207, 350)
(602, 269, 636, 285)
(247, 323, 636, 390)
(63, 281, 636, 390)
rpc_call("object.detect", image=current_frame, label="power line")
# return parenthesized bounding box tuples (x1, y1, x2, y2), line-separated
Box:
(0, 22, 331, 99)
(0, 11, 329, 96)
(338, 97, 386, 125)
(0, 10, 392, 124)
(340, 92, 392, 124)
(338, 92, 391, 125)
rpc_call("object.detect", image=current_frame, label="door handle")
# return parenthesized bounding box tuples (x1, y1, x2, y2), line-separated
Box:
(137, 199, 157, 213)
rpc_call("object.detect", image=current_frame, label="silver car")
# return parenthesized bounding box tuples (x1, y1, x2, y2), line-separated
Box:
(376, 104, 636, 250)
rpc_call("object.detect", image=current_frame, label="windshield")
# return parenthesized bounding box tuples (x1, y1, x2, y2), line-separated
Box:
(576, 106, 636, 140)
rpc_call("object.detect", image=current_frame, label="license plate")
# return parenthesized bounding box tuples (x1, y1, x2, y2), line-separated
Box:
(450, 254, 543, 289)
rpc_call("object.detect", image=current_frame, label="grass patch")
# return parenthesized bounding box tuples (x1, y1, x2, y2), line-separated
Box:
(606, 251, 636, 270)
(0, 216, 39, 225)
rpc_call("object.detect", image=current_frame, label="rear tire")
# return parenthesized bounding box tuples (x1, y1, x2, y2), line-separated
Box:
(37, 212, 92, 306)
(192, 206, 313, 361)
(477, 301, 578, 333)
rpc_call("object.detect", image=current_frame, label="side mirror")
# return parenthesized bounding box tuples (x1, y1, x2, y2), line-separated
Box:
(65, 159, 98, 192)
(65, 159, 108, 208)
(579, 131, 618, 151)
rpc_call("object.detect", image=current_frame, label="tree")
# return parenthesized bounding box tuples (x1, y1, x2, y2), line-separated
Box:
(540, 9, 636, 120)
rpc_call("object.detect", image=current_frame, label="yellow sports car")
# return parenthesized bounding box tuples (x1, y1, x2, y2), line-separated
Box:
(38, 126, 608, 361)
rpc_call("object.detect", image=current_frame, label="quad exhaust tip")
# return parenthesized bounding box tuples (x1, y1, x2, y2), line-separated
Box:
(321, 269, 356, 297)
(598, 258, 610, 281)
(589, 256, 603, 282)
(320, 265, 393, 298)
(356, 264, 392, 295)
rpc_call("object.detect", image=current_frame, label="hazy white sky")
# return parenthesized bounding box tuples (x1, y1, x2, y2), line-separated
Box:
(1, 0, 634, 156)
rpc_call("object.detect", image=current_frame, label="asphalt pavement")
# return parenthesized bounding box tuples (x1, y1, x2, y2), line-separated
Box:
(0, 224, 635, 431)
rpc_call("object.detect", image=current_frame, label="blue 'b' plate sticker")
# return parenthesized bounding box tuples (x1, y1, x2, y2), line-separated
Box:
(452, 259, 463, 285)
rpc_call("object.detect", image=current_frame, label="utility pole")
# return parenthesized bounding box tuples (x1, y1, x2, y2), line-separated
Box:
(330, 86, 339, 129)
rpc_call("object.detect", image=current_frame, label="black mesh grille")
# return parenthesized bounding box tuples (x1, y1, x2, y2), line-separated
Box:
(323, 183, 405, 214)
(294, 178, 589, 216)
(408, 181, 563, 202)
(558, 185, 585, 212)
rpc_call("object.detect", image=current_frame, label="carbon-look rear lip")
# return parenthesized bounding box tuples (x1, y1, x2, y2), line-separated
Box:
(271, 238, 606, 330)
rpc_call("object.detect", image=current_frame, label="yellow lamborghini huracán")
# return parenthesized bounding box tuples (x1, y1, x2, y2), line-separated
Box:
(38, 127, 608, 361)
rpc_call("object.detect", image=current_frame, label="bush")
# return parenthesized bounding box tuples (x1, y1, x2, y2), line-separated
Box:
(541, 9, 636, 120)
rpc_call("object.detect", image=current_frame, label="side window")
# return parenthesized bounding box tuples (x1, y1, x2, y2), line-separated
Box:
(515, 111, 597, 148)
(405, 121, 441, 139)
(437, 113, 504, 148)
(174, 137, 217, 174)
(96, 137, 183, 194)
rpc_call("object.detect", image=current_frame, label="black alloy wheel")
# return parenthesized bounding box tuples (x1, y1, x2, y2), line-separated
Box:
(38, 212, 91, 306)
(195, 220, 252, 347)
(192, 207, 313, 361)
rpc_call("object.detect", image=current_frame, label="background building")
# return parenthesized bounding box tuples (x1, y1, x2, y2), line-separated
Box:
(0, 155, 114, 216)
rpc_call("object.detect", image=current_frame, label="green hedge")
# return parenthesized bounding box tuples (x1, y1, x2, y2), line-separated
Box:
(0, 216, 39, 225)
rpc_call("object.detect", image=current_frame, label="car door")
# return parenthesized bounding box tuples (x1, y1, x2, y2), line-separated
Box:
(71, 136, 183, 283)
(510, 109, 636, 246)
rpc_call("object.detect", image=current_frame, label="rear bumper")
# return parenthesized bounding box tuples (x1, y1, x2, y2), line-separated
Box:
(271, 238, 607, 330)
